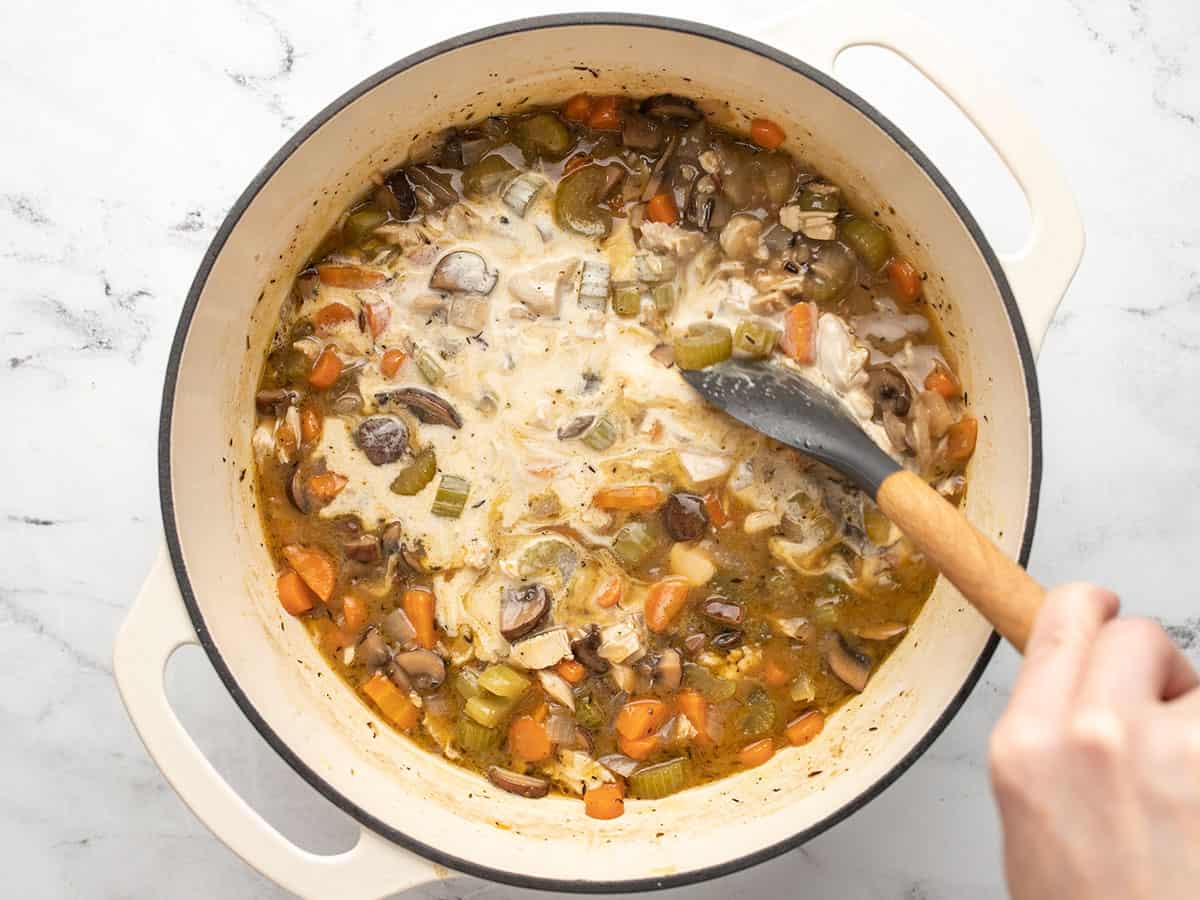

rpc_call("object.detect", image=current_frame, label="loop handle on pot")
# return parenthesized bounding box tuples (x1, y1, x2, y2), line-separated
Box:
(759, 2, 1083, 356)
(113, 547, 442, 900)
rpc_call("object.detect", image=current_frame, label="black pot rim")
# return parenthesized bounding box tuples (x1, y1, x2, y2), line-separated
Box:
(159, 12, 1037, 894)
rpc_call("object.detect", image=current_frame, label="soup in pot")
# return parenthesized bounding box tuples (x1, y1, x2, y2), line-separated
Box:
(252, 92, 977, 818)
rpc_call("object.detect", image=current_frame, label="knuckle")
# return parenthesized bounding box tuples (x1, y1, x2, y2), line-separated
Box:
(1108, 616, 1168, 649)
(989, 717, 1054, 785)
(1068, 707, 1129, 762)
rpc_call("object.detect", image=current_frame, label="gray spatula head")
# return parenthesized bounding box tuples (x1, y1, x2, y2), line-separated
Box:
(680, 359, 901, 496)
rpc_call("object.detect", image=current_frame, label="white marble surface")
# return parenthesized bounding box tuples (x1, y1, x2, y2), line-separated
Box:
(2, 0, 1198, 897)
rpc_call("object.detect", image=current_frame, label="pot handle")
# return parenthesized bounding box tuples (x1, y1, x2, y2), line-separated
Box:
(758, 3, 1083, 355)
(113, 547, 443, 900)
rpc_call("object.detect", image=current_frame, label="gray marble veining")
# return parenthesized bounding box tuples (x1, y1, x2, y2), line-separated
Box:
(2, 0, 1198, 897)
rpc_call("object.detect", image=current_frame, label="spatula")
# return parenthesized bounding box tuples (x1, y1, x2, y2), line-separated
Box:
(681, 358, 1044, 651)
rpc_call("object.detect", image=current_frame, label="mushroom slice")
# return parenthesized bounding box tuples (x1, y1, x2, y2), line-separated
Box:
(651, 648, 682, 691)
(376, 387, 462, 429)
(382, 608, 417, 645)
(354, 416, 409, 465)
(500, 583, 552, 641)
(640, 94, 702, 121)
(487, 766, 550, 799)
(430, 250, 497, 294)
(287, 466, 313, 515)
(255, 388, 296, 415)
(853, 622, 909, 641)
(825, 632, 872, 692)
(556, 415, 594, 440)
(570, 625, 610, 675)
(344, 533, 382, 563)
(865, 364, 913, 420)
(356, 628, 391, 669)
(701, 597, 744, 626)
(393, 649, 446, 693)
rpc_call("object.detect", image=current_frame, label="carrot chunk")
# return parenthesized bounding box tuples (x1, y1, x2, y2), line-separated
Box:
(785, 709, 826, 747)
(618, 733, 659, 761)
(277, 570, 316, 616)
(308, 346, 343, 390)
(316, 264, 388, 289)
(738, 737, 776, 767)
(281, 545, 337, 601)
(307, 472, 347, 504)
(556, 659, 587, 684)
(946, 416, 978, 463)
(509, 715, 553, 762)
(644, 577, 691, 633)
(924, 366, 960, 399)
(341, 594, 368, 632)
(380, 348, 406, 378)
(887, 257, 922, 303)
(588, 96, 622, 131)
(780, 302, 817, 364)
(362, 673, 419, 730)
(750, 117, 786, 150)
(615, 698, 670, 741)
(702, 491, 729, 527)
(592, 575, 625, 609)
(592, 485, 666, 512)
(585, 782, 625, 820)
(312, 302, 356, 331)
(362, 300, 391, 339)
(403, 588, 437, 650)
(675, 689, 709, 744)
(645, 192, 679, 225)
(299, 403, 323, 444)
(563, 93, 592, 122)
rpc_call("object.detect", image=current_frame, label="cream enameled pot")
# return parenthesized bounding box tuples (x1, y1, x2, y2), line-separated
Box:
(114, 7, 1082, 897)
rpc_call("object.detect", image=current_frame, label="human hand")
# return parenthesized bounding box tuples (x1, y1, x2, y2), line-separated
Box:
(989, 582, 1200, 900)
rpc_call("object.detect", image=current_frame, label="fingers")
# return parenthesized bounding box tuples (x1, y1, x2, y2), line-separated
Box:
(1078, 618, 1200, 711)
(1006, 582, 1119, 722)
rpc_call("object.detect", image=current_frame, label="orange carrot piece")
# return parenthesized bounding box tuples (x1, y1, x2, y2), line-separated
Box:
(563, 153, 593, 177)
(618, 733, 659, 761)
(316, 263, 388, 289)
(362, 300, 391, 339)
(763, 659, 791, 688)
(924, 366, 960, 400)
(308, 346, 343, 390)
(341, 594, 369, 633)
(508, 715, 553, 762)
(644, 577, 691, 634)
(702, 491, 729, 528)
(946, 416, 978, 463)
(312, 302, 356, 331)
(675, 689, 709, 743)
(362, 673, 419, 730)
(887, 257, 922, 303)
(738, 737, 776, 768)
(276, 418, 298, 458)
(585, 782, 625, 820)
(588, 96, 622, 131)
(592, 485, 666, 512)
(556, 659, 588, 684)
(785, 709, 826, 747)
(380, 348, 406, 378)
(615, 698, 670, 741)
(645, 192, 679, 225)
(780, 302, 817, 364)
(307, 472, 348, 504)
(750, 117, 786, 150)
(403, 588, 437, 650)
(281, 545, 337, 601)
(592, 575, 625, 609)
(299, 403, 323, 445)
(277, 570, 316, 616)
(563, 93, 592, 123)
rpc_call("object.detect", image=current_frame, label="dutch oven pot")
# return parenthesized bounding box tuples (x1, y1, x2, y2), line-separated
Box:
(114, 7, 1082, 897)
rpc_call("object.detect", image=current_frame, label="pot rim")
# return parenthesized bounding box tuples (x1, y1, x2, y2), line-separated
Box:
(159, 12, 1038, 893)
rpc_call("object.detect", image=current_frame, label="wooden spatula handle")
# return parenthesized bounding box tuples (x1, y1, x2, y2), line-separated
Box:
(876, 470, 1044, 652)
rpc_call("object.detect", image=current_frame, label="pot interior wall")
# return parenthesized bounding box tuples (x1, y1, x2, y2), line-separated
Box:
(167, 21, 1030, 885)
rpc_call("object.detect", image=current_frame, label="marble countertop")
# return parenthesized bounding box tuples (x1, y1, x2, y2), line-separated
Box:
(3, 0, 1197, 897)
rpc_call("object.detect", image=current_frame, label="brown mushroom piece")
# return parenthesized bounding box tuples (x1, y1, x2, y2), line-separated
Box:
(343, 533, 381, 563)
(621, 112, 664, 151)
(287, 466, 313, 515)
(701, 596, 744, 626)
(662, 492, 709, 541)
(393, 649, 446, 693)
(640, 94, 702, 122)
(556, 414, 594, 440)
(712, 630, 743, 650)
(652, 648, 683, 691)
(865, 364, 912, 420)
(357, 628, 391, 669)
(375, 387, 462, 429)
(378, 171, 417, 220)
(825, 632, 872, 692)
(853, 622, 909, 641)
(255, 388, 296, 416)
(387, 661, 413, 693)
(683, 632, 707, 656)
(499, 583, 551, 641)
(354, 416, 409, 465)
(570, 624, 610, 675)
(487, 766, 550, 799)
(430, 250, 497, 295)
(381, 608, 417, 645)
